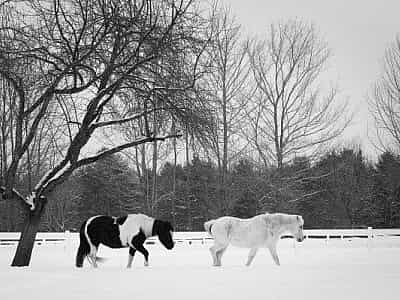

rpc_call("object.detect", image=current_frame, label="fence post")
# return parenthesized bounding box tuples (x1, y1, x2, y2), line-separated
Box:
(64, 230, 71, 253)
(367, 227, 373, 251)
(293, 237, 299, 255)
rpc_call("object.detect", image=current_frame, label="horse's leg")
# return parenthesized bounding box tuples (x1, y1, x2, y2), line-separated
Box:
(209, 245, 218, 266)
(86, 255, 94, 266)
(134, 244, 149, 266)
(216, 246, 228, 266)
(246, 248, 258, 266)
(210, 243, 227, 266)
(268, 244, 280, 266)
(88, 245, 98, 268)
(131, 236, 149, 266)
(127, 247, 136, 268)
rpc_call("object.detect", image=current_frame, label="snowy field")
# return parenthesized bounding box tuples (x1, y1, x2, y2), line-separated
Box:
(1, 238, 400, 300)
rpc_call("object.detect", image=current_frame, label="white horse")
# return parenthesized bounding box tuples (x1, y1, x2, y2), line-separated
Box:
(204, 213, 305, 266)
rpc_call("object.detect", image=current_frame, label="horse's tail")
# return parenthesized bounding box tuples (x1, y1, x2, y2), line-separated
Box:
(75, 220, 90, 268)
(204, 219, 216, 236)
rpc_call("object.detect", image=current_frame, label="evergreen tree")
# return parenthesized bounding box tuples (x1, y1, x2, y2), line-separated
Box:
(372, 151, 400, 227)
(230, 159, 258, 218)
(184, 156, 218, 230)
(156, 157, 219, 231)
(300, 148, 373, 228)
(156, 162, 187, 230)
(72, 152, 142, 227)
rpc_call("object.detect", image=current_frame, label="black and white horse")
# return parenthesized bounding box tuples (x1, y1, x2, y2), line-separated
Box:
(75, 214, 174, 268)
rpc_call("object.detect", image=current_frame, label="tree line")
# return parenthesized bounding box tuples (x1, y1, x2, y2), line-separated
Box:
(3, 147, 398, 233)
(0, 0, 399, 266)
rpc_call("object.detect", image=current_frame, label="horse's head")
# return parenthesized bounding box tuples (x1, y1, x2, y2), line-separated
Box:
(291, 215, 305, 242)
(153, 219, 175, 250)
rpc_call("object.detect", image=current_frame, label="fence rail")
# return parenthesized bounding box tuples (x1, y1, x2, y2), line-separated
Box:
(1, 228, 400, 248)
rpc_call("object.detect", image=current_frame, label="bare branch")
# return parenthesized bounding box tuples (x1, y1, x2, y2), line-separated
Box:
(92, 108, 159, 129)
(369, 35, 400, 153)
(247, 19, 351, 168)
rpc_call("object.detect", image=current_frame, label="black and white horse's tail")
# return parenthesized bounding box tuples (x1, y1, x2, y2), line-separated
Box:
(75, 220, 90, 268)
(204, 219, 216, 236)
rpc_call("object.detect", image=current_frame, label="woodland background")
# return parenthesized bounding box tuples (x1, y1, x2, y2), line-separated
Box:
(2, 148, 400, 231)
(1, 0, 400, 238)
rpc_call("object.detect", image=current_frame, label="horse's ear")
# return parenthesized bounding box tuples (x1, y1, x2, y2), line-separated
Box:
(167, 221, 173, 231)
(296, 215, 304, 224)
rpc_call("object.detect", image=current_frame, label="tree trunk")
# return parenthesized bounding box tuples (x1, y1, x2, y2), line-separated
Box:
(140, 144, 149, 214)
(6, 200, 15, 231)
(151, 140, 157, 215)
(172, 121, 177, 228)
(185, 127, 191, 230)
(222, 86, 228, 215)
(11, 197, 47, 267)
(151, 108, 158, 216)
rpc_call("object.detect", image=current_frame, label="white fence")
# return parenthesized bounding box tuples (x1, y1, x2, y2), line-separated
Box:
(1, 228, 400, 249)
(0, 231, 214, 247)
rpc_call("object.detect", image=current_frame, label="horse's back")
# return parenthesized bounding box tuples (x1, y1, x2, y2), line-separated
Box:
(87, 215, 124, 248)
(212, 215, 269, 248)
(119, 214, 154, 246)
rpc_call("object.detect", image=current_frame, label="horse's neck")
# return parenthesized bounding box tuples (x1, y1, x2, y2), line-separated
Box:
(275, 223, 291, 238)
(142, 218, 154, 237)
(130, 214, 154, 238)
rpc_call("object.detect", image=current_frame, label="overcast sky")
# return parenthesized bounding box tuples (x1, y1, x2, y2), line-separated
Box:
(224, 0, 400, 159)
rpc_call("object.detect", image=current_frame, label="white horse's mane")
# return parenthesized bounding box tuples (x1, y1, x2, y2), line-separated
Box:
(264, 213, 302, 236)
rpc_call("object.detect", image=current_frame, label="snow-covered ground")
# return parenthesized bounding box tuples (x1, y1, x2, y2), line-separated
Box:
(1, 238, 399, 300)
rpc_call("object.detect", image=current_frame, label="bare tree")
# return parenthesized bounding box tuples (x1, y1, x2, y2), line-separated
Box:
(246, 20, 350, 169)
(0, 3, 67, 231)
(106, 40, 214, 217)
(204, 6, 250, 213)
(0, 0, 209, 266)
(369, 35, 400, 153)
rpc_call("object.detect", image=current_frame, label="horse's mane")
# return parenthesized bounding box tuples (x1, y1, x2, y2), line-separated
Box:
(264, 213, 302, 235)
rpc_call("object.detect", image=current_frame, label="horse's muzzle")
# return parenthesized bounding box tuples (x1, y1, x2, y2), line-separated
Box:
(166, 242, 175, 250)
(297, 237, 305, 242)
